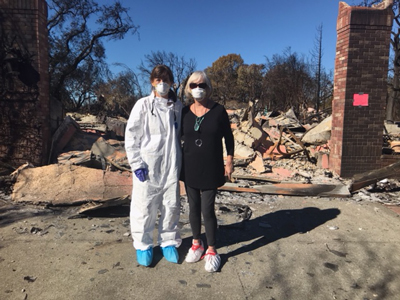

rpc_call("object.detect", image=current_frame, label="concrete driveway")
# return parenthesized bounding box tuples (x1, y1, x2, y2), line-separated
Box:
(1, 195, 399, 300)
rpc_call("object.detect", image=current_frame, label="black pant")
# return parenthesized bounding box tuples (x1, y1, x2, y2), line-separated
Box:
(185, 185, 217, 247)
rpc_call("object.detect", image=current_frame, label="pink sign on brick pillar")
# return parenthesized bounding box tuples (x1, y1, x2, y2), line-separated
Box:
(353, 93, 369, 106)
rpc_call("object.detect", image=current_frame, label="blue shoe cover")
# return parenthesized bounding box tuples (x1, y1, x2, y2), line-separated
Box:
(161, 246, 179, 263)
(136, 248, 153, 266)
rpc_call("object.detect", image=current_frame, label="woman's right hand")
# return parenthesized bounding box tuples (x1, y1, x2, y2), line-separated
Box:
(224, 155, 234, 182)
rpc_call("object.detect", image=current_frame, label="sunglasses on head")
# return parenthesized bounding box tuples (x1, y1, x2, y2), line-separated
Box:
(189, 83, 207, 89)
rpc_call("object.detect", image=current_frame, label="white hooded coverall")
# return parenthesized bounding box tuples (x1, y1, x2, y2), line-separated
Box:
(125, 93, 183, 250)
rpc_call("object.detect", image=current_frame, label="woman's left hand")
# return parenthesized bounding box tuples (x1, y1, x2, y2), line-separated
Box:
(224, 155, 234, 182)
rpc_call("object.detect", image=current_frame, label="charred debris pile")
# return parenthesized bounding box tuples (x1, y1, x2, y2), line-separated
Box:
(1, 101, 400, 216)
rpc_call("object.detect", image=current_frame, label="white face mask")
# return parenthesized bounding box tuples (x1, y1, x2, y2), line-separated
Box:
(155, 82, 170, 96)
(191, 88, 206, 100)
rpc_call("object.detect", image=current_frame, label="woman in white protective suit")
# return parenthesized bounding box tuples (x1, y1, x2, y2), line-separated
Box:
(125, 65, 183, 267)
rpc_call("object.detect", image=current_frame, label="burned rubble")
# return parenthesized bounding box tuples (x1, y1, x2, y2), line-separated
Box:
(1, 101, 400, 219)
(1, 102, 400, 300)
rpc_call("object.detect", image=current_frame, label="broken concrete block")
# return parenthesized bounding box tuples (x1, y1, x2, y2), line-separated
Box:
(249, 126, 264, 140)
(249, 152, 265, 173)
(243, 134, 256, 148)
(249, 126, 269, 149)
(233, 130, 247, 143)
(234, 141, 255, 159)
(239, 120, 252, 133)
(233, 129, 256, 148)
(301, 116, 332, 145)
(234, 127, 266, 150)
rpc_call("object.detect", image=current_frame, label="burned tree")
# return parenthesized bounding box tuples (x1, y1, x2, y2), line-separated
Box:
(47, 0, 139, 111)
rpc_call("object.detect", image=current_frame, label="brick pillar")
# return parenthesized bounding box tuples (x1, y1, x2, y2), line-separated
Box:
(330, 2, 393, 178)
(0, 0, 50, 166)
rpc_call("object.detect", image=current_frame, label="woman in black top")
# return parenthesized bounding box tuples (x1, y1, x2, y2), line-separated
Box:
(181, 71, 234, 272)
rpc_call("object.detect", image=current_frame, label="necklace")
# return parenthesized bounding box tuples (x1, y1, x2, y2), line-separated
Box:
(193, 100, 210, 146)
(194, 116, 204, 131)
(193, 100, 209, 132)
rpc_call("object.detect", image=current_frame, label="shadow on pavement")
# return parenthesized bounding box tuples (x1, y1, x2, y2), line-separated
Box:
(0, 203, 60, 227)
(179, 207, 340, 270)
(216, 207, 340, 269)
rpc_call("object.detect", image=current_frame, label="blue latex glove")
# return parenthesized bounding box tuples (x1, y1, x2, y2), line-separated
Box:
(134, 168, 148, 182)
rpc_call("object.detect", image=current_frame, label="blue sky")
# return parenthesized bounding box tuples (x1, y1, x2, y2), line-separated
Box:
(100, 0, 359, 76)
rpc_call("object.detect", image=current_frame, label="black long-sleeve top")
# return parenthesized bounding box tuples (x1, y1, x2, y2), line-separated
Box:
(181, 102, 234, 189)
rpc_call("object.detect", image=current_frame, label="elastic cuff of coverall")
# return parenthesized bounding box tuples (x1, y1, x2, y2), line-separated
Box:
(160, 239, 182, 249)
(133, 241, 153, 251)
(130, 163, 145, 173)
